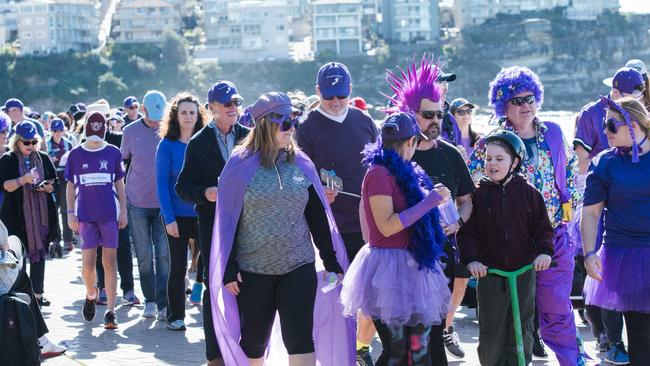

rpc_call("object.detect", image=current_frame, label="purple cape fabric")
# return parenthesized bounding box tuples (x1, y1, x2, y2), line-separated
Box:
(209, 149, 356, 365)
(542, 121, 569, 203)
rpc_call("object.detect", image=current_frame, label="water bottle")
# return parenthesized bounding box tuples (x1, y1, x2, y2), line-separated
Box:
(438, 199, 460, 226)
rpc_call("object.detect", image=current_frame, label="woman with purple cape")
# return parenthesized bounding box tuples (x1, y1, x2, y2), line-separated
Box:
(209, 92, 355, 366)
(341, 111, 452, 366)
(467, 66, 586, 365)
(581, 97, 650, 365)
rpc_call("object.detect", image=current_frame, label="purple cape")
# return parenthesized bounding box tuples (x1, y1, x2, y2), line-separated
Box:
(209, 149, 356, 365)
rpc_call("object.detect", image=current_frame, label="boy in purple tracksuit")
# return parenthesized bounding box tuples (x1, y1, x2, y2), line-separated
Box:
(65, 112, 127, 329)
(459, 130, 554, 365)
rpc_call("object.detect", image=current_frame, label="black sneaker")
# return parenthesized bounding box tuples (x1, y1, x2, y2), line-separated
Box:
(533, 333, 548, 358)
(598, 332, 609, 353)
(37, 296, 51, 307)
(356, 346, 374, 366)
(443, 326, 465, 359)
(104, 311, 118, 330)
(83, 294, 97, 321)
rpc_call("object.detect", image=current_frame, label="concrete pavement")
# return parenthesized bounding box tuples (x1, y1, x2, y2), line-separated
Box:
(38, 247, 615, 365)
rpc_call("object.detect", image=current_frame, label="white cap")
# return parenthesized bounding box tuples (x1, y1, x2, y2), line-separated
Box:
(626, 59, 648, 76)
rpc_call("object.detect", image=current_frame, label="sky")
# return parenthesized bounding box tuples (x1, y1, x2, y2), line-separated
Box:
(620, 0, 650, 14)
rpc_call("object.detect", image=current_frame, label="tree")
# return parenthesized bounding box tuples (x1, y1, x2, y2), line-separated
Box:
(97, 72, 128, 105)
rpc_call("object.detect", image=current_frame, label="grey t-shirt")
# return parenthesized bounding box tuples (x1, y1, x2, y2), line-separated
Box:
(235, 155, 315, 275)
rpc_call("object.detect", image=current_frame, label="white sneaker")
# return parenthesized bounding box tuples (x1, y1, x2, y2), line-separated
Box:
(157, 306, 167, 321)
(40, 337, 66, 358)
(142, 302, 156, 318)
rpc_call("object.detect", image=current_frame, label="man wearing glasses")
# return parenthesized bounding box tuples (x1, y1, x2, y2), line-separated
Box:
(295, 62, 378, 365)
(122, 96, 144, 126)
(176, 81, 249, 366)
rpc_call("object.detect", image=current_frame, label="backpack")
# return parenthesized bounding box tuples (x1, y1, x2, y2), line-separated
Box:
(0, 293, 41, 366)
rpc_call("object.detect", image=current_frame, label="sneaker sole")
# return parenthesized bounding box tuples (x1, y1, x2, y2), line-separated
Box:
(42, 350, 66, 359)
(104, 323, 119, 330)
(604, 358, 630, 365)
(167, 326, 186, 331)
(445, 348, 465, 359)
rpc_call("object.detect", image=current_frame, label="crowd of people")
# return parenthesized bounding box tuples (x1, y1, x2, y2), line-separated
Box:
(0, 55, 648, 366)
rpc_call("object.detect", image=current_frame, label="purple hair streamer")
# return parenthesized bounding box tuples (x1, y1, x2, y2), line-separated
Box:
(384, 55, 443, 114)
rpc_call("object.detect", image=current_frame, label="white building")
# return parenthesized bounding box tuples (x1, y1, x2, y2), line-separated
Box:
(17, 0, 101, 55)
(381, 0, 439, 44)
(201, 0, 291, 63)
(453, 0, 619, 29)
(312, 0, 363, 56)
(112, 0, 182, 44)
(566, 0, 619, 21)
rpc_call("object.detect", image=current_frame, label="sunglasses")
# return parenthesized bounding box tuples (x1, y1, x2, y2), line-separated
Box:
(455, 108, 473, 116)
(20, 139, 39, 146)
(604, 117, 627, 134)
(223, 99, 243, 108)
(127, 105, 138, 110)
(418, 110, 444, 120)
(510, 95, 536, 106)
(268, 113, 299, 132)
(323, 95, 348, 101)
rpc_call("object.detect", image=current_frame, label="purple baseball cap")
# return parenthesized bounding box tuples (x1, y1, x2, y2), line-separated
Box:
(317, 62, 352, 99)
(0, 112, 9, 132)
(123, 96, 139, 108)
(15, 120, 38, 140)
(239, 92, 301, 129)
(603, 67, 645, 96)
(50, 118, 65, 132)
(3, 98, 23, 111)
(207, 81, 242, 104)
(381, 112, 427, 141)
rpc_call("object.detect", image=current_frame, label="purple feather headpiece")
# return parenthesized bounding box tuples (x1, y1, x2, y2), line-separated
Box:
(600, 95, 643, 163)
(384, 55, 443, 114)
(488, 66, 544, 118)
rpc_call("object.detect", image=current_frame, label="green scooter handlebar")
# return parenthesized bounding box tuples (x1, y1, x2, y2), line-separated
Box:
(485, 261, 557, 366)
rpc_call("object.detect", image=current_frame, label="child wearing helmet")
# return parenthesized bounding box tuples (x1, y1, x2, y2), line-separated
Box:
(457, 129, 554, 365)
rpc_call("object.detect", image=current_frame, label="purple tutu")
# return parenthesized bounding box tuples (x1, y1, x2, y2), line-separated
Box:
(340, 244, 450, 326)
(583, 245, 650, 313)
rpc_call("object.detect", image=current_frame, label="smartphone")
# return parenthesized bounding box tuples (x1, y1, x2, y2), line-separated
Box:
(319, 168, 343, 191)
(36, 180, 52, 189)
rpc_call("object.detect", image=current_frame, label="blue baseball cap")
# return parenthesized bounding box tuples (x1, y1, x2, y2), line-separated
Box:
(0, 112, 9, 133)
(15, 120, 38, 140)
(381, 112, 427, 141)
(123, 96, 139, 108)
(142, 90, 167, 121)
(603, 67, 645, 96)
(50, 118, 65, 132)
(207, 81, 242, 104)
(317, 62, 352, 99)
(3, 98, 23, 111)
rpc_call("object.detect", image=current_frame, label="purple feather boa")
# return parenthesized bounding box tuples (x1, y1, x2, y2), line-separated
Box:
(362, 142, 447, 271)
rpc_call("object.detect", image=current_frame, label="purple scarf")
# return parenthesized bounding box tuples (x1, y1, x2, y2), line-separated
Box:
(209, 149, 356, 365)
(16, 152, 48, 262)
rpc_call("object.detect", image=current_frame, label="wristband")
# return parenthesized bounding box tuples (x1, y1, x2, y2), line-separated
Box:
(584, 250, 597, 259)
(67, 210, 75, 214)
(16, 177, 23, 186)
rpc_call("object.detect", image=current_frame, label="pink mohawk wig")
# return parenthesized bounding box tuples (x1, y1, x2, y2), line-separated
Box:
(384, 54, 443, 114)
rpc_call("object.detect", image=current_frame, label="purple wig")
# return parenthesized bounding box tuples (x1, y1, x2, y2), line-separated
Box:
(600, 95, 643, 163)
(488, 66, 544, 118)
(384, 55, 443, 114)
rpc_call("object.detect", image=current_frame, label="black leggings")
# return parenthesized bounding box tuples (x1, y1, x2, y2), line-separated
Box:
(624, 311, 650, 365)
(374, 319, 446, 366)
(237, 263, 317, 358)
(165, 216, 198, 322)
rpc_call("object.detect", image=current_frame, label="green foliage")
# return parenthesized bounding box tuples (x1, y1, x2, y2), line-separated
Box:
(97, 72, 128, 105)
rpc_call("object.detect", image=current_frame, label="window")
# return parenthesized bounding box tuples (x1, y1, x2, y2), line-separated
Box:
(23, 18, 32, 26)
(37, 31, 44, 38)
(36, 17, 45, 25)
(24, 32, 32, 38)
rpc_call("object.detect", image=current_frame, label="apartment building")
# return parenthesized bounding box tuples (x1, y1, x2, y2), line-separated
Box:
(312, 0, 363, 55)
(112, 0, 182, 44)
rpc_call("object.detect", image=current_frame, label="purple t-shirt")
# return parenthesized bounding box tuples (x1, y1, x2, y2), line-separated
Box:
(121, 119, 162, 208)
(584, 149, 650, 247)
(64, 144, 125, 223)
(574, 99, 608, 158)
(362, 166, 411, 249)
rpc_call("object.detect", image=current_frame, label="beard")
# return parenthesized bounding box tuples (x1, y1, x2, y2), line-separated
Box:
(423, 122, 440, 140)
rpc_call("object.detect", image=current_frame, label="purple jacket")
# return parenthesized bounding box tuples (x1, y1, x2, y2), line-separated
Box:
(209, 149, 355, 365)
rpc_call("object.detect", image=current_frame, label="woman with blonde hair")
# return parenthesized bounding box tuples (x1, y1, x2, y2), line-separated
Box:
(582, 96, 650, 365)
(0, 120, 58, 307)
(210, 92, 355, 365)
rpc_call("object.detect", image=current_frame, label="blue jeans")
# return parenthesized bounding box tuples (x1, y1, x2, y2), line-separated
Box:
(128, 204, 169, 309)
